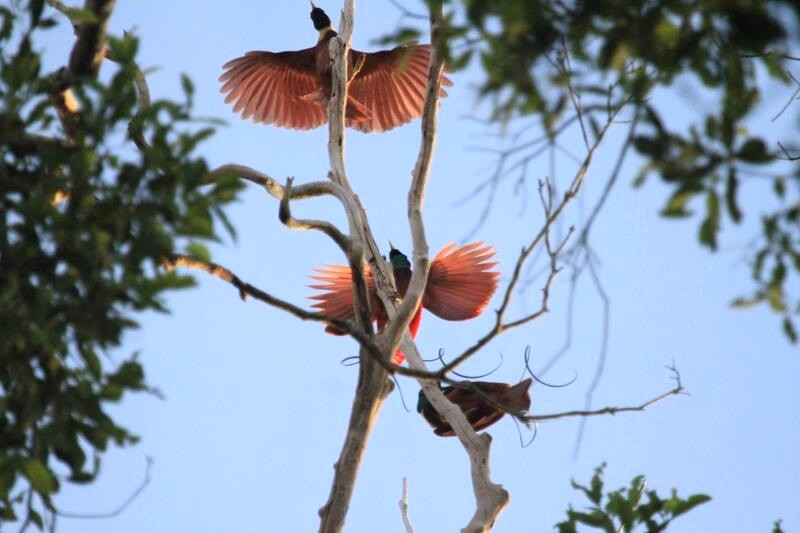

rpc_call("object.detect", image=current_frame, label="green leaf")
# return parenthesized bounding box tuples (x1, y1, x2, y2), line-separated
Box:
(0, 7, 14, 40)
(661, 188, 697, 218)
(730, 297, 762, 309)
(181, 73, 194, 97)
(664, 493, 711, 517)
(109, 360, 145, 389)
(725, 168, 742, 223)
(570, 510, 615, 529)
(186, 241, 211, 263)
(783, 317, 797, 343)
(30, 0, 45, 26)
(633, 135, 661, 157)
(773, 177, 785, 198)
(27, 508, 43, 529)
(22, 459, 55, 495)
(736, 138, 770, 163)
(66, 8, 99, 23)
(698, 192, 720, 250)
(107, 33, 139, 63)
(766, 285, 786, 312)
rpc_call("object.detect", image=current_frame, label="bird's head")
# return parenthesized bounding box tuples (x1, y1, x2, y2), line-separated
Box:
(309, 2, 332, 32)
(388, 243, 411, 270)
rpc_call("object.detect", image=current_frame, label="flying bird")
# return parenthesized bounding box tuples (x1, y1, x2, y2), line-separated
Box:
(309, 243, 499, 364)
(417, 379, 533, 437)
(219, 2, 452, 132)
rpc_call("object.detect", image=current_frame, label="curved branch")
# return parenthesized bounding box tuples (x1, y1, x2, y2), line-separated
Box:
(280, 177, 351, 250)
(206, 164, 348, 202)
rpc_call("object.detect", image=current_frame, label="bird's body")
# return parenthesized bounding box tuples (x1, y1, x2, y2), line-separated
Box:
(219, 4, 451, 132)
(417, 378, 533, 437)
(309, 243, 499, 364)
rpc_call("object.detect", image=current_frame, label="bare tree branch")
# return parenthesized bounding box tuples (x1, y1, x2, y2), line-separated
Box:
(529, 365, 684, 423)
(166, 256, 467, 382)
(442, 100, 629, 375)
(388, 6, 510, 532)
(164, 254, 383, 357)
(318, 4, 395, 531)
(280, 177, 351, 250)
(399, 478, 415, 533)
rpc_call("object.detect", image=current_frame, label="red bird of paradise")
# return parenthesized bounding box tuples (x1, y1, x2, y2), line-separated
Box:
(309, 243, 500, 364)
(219, 3, 452, 132)
(417, 379, 533, 437)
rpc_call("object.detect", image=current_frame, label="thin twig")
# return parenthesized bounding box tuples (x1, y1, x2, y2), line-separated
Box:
(771, 71, 800, 122)
(557, 38, 590, 152)
(572, 257, 610, 457)
(529, 365, 684, 423)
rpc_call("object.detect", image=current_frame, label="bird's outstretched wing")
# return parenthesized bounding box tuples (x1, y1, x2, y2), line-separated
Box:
(308, 264, 374, 335)
(423, 242, 499, 321)
(219, 49, 327, 130)
(347, 44, 453, 133)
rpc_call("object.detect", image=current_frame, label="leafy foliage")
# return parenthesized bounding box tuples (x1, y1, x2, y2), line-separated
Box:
(387, 0, 800, 341)
(0, 1, 241, 526)
(555, 464, 711, 532)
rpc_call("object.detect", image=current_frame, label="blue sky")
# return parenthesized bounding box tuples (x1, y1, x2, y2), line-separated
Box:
(35, 1, 799, 532)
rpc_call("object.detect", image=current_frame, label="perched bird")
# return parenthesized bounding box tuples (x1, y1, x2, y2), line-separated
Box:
(309, 243, 499, 363)
(417, 378, 533, 437)
(219, 2, 452, 132)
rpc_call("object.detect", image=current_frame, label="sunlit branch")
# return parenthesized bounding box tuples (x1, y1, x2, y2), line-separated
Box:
(317, 4, 397, 531)
(379, 3, 447, 355)
(399, 478, 415, 533)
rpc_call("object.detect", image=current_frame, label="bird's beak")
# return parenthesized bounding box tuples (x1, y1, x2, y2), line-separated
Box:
(310, 0, 317, 8)
(388, 239, 395, 250)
